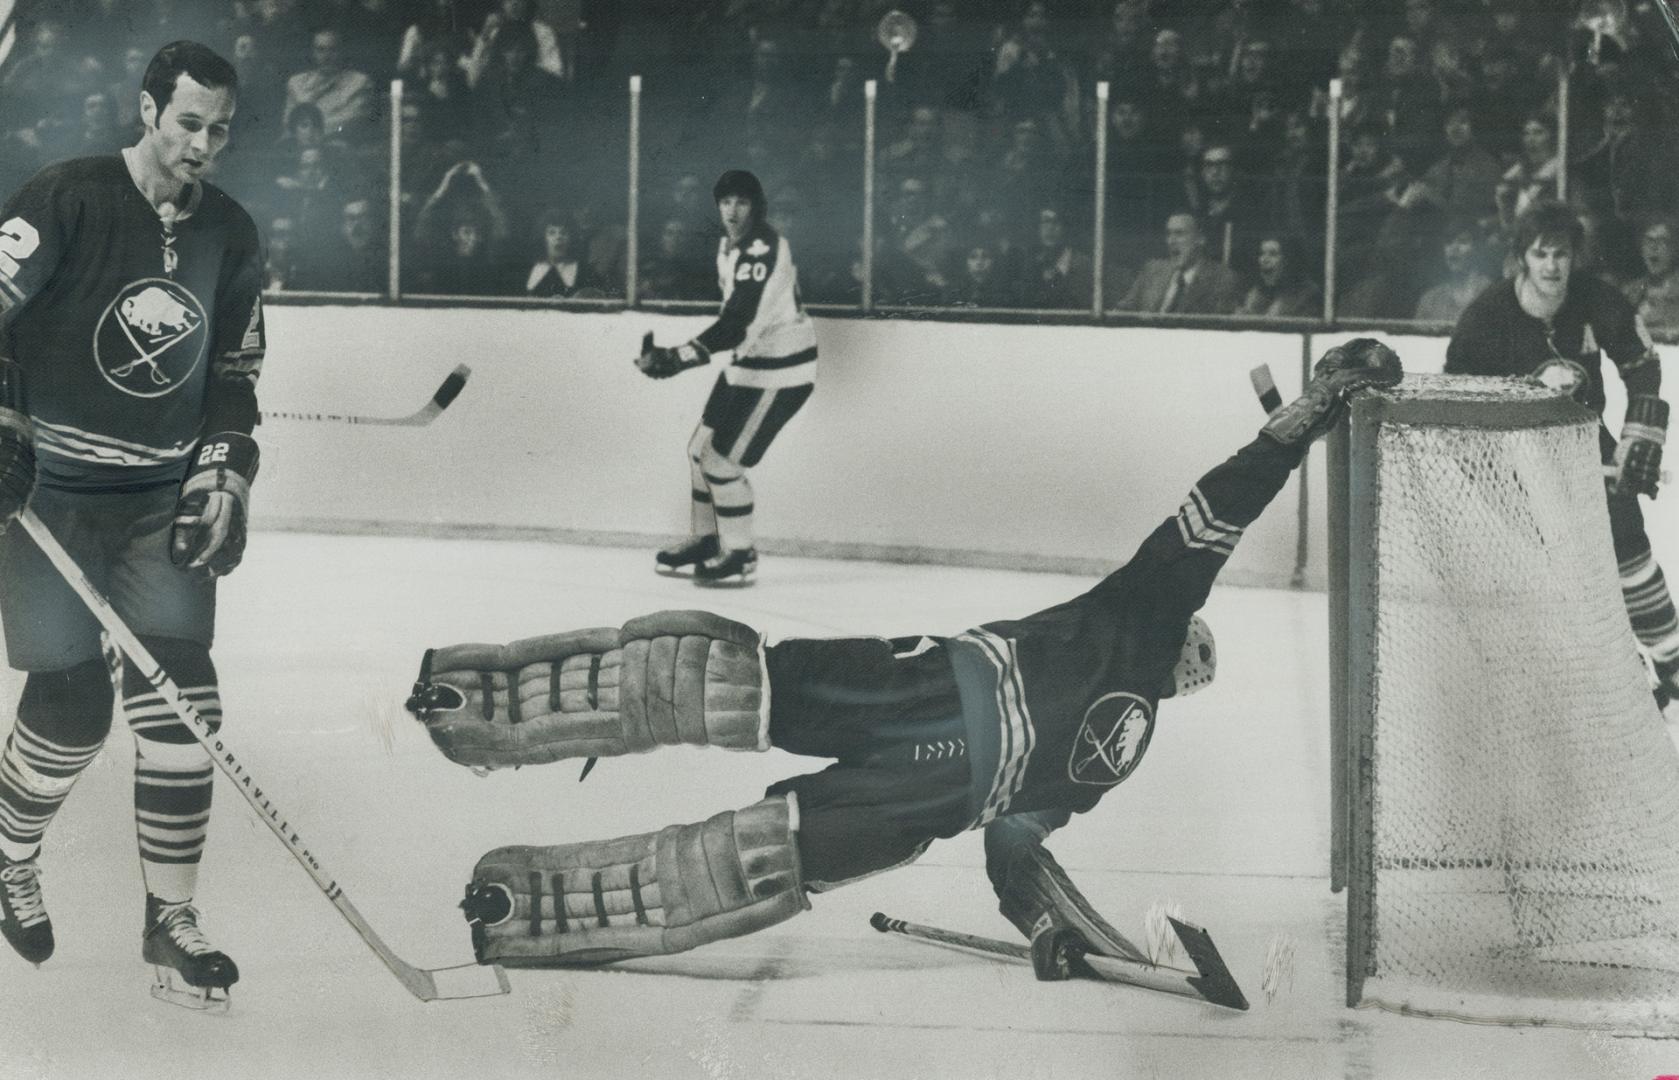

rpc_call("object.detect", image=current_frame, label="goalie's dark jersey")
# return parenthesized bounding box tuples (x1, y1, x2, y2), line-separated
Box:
(1444, 275, 1661, 415)
(940, 435, 1305, 824)
(0, 154, 266, 492)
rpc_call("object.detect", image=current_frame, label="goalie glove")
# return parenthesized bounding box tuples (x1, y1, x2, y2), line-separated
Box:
(984, 813, 1148, 980)
(1613, 395, 1668, 499)
(634, 331, 710, 380)
(170, 432, 259, 577)
(1262, 337, 1403, 447)
(0, 358, 35, 528)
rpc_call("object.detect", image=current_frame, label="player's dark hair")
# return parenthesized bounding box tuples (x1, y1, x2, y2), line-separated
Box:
(1514, 200, 1583, 259)
(713, 169, 766, 223)
(143, 41, 238, 117)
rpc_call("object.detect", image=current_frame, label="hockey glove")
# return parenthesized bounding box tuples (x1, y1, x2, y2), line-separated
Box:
(635, 332, 710, 380)
(985, 813, 1148, 980)
(1262, 337, 1402, 447)
(0, 358, 34, 527)
(1613, 395, 1668, 499)
(171, 432, 259, 577)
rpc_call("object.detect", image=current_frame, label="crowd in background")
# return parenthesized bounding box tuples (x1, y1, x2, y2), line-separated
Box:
(3, 0, 1679, 329)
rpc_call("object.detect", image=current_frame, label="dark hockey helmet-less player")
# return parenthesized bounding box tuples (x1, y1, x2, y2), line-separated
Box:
(713, 169, 767, 224)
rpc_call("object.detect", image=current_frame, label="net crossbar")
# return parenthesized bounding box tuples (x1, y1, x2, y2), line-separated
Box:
(1331, 374, 1679, 1036)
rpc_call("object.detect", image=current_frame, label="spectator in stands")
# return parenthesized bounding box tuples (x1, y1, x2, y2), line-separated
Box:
(464, 0, 567, 85)
(1259, 108, 1327, 251)
(947, 237, 1017, 308)
(638, 217, 714, 302)
(398, 0, 477, 78)
(522, 210, 606, 298)
(1022, 206, 1093, 310)
(1206, 38, 1280, 144)
(0, 20, 92, 154)
(409, 40, 475, 144)
(327, 0, 409, 83)
(877, 177, 954, 306)
(285, 27, 376, 143)
(1235, 234, 1320, 318)
(419, 205, 506, 296)
(730, 36, 813, 152)
(1623, 219, 1679, 337)
(295, 196, 386, 293)
(270, 144, 350, 255)
(1103, 93, 1174, 255)
(230, 31, 289, 151)
(1413, 219, 1493, 323)
(994, 118, 1057, 222)
(468, 21, 568, 165)
(1139, 29, 1202, 127)
(1089, 0, 1149, 92)
(880, 104, 944, 193)
(1574, 89, 1679, 231)
(1425, 40, 1475, 117)
(1117, 210, 1242, 315)
(1310, 43, 1372, 135)
(1495, 113, 1561, 237)
(1335, 122, 1407, 286)
(988, 1, 1081, 151)
(262, 215, 301, 292)
(413, 160, 510, 293)
(1187, 143, 1257, 268)
(1474, 47, 1541, 163)
(1415, 106, 1500, 232)
(1375, 34, 1439, 172)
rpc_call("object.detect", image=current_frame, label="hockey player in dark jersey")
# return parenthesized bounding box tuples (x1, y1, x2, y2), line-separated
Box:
(1446, 200, 1679, 710)
(408, 339, 1402, 976)
(0, 41, 264, 1009)
(635, 169, 818, 586)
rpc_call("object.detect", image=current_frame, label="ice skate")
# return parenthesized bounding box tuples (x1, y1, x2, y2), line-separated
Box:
(655, 534, 719, 577)
(144, 895, 239, 1011)
(0, 852, 52, 965)
(693, 546, 757, 587)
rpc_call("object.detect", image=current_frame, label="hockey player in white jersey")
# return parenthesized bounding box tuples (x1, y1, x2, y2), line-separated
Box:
(636, 169, 817, 586)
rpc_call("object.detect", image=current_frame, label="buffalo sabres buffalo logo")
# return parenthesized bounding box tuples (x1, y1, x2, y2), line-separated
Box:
(93, 278, 208, 398)
(1068, 692, 1154, 786)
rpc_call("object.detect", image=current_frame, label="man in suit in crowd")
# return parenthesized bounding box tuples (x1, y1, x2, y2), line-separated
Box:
(1118, 211, 1242, 315)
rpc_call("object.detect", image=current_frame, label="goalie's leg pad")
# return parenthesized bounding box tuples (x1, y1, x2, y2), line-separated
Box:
(461, 794, 808, 966)
(618, 610, 768, 752)
(407, 611, 768, 769)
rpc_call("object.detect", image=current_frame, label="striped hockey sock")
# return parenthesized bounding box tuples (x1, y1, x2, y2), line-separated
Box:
(0, 717, 105, 862)
(124, 678, 218, 904)
(708, 470, 755, 552)
(1620, 550, 1679, 678)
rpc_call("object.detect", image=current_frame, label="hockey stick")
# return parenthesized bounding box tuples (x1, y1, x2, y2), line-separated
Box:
(870, 912, 1248, 1011)
(17, 508, 510, 1003)
(261, 364, 471, 426)
(1249, 363, 1284, 416)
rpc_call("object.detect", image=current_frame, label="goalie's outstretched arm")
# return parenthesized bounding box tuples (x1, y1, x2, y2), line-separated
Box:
(1098, 338, 1403, 617)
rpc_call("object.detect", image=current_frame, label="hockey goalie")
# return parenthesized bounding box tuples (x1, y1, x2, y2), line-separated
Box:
(405, 340, 1403, 983)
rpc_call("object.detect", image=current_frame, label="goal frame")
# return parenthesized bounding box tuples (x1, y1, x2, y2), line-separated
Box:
(1324, 383, 1594, 1009)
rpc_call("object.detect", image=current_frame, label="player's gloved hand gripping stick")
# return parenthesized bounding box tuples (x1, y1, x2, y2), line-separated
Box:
(634, 332, 710, 380)
(15, 507, 511, 1003)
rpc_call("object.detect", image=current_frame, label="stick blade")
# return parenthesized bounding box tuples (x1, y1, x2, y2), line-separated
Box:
(410, 961, 511, 1002)
(1249, 364, 1283, 416)
(1167, 916, 1249, 1011)
(432, 365, 471, 409)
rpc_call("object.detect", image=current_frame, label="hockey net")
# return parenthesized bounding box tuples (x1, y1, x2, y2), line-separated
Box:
(1327, 373, 1679, 1036)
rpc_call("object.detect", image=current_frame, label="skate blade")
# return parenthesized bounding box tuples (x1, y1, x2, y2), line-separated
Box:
(693, 566, 757, 589)
(150, 966, 232, 1013)
(654, 564, 697, 578)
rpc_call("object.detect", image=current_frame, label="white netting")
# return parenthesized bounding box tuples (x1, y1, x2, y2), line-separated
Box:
(1358, 375, 1679, 1035)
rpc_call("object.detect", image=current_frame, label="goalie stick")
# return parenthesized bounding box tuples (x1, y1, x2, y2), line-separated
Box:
(870, 912, 1248, 1011)
(18, 508, 511, 1004)
(261, 364, 471, 426)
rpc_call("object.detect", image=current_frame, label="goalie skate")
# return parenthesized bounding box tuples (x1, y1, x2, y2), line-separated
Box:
(654, 534, 719, 577)
(144, 897, 239, 1012)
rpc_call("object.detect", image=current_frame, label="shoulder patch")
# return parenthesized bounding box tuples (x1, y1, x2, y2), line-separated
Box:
(746, 238, 771, 257)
